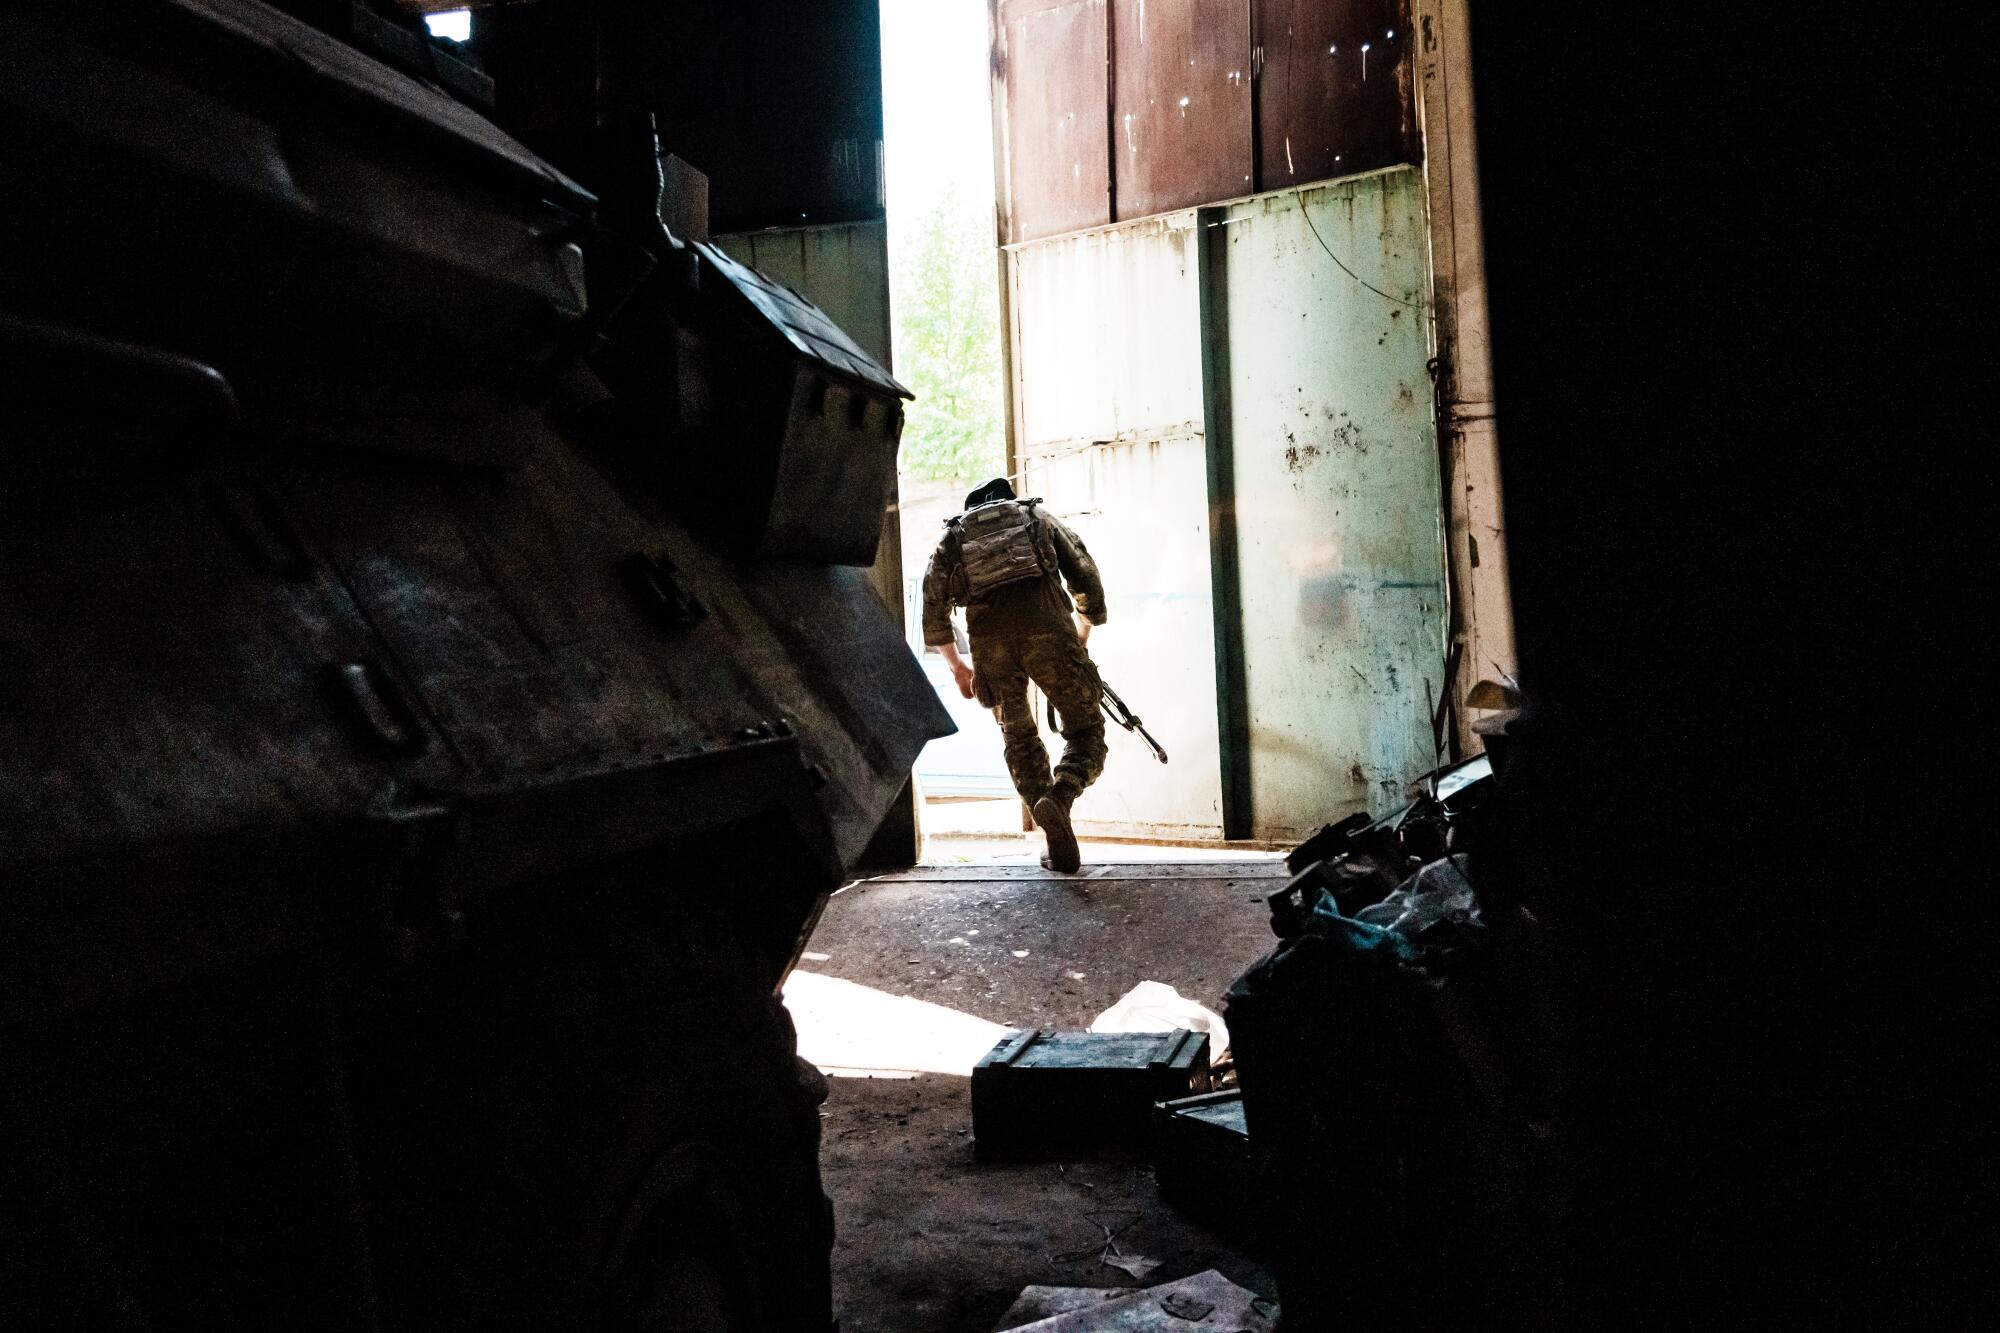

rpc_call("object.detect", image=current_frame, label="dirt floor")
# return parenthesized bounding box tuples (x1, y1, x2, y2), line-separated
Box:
(792, 857, 1289, 1332)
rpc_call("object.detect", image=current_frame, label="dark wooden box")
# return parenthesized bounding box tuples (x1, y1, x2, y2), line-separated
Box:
(1150, 1088, 1266, 1234)
(971, 1029, 1211, 1161)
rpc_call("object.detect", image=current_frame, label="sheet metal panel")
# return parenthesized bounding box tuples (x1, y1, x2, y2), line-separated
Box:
(1110, 0, 1254, 220)
(714, 220, 904, 617)
(1012, 216, 1222, 838)
(1012, 214, 1205, 448)
(1255, 0, 1419, 190)
(1001, 0, 1112, 242)
(1020, 437, 1225, 841)
(1221, 167, 1443, 840)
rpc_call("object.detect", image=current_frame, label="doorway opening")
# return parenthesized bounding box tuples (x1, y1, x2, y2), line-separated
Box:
(879, 0, 1026, 854)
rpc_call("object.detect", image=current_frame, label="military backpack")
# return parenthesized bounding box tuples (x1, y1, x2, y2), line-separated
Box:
(949, 497, 1056, 601)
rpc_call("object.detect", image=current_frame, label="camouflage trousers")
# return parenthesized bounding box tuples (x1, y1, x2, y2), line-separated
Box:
(972, 630, 1106, 805)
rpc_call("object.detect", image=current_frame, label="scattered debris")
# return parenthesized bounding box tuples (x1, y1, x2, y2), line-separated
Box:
(991, 1285, 1127, 1329)
(800, 951, 831, 962)
(1049, 1211, 1145, 1275)
(1099, 1251, 1161, 1281)
(1266, 753, 1495, 938)
(1219, 738, 1559, 1327)
(1013, 950, 1032, 958)
(1159, 1290, 1215, 1321)
(994, 1269, 1275, 1331)
(1353, 852, 1481, 948)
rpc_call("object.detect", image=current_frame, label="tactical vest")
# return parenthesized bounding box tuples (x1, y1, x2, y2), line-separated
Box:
(951, 498, 1053, 601)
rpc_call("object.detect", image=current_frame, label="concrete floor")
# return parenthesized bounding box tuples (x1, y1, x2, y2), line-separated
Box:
(788, 856, 1289, 1332)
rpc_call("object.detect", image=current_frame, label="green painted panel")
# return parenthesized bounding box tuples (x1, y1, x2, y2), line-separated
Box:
(1222, 168, 1445, 840)
(1011, 218, 1225, 839)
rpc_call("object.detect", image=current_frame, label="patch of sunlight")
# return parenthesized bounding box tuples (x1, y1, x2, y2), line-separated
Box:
(424, 10, 471, 43)
(782, 970, 1009, 1080)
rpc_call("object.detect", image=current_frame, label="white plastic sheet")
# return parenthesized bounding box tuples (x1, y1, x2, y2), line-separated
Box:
(1088, 980, 1230, 1060)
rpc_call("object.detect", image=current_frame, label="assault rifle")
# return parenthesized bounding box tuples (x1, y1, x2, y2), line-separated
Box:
(1046, 677, 1169, 764)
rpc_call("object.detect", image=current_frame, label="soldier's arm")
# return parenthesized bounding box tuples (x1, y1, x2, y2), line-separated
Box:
(920, 540, 975, 696)
(920, 540, 958, 648)
(1048, 517, 1108, 628)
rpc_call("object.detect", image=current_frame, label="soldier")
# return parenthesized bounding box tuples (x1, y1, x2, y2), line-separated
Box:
(921, 477, 1108, 872)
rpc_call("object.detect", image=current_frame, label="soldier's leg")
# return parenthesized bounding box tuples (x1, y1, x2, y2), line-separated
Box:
(974, 635, 1053, 806)
(1022, 632, 1107, 801)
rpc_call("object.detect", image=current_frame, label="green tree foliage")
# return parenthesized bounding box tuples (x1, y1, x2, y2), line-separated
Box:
(892, 188, 1004, 482)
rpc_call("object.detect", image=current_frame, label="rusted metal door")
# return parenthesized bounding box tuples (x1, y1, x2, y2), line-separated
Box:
(997, 1, 1418, 239)
(1110, 0, 1255, 219)
(1218, 169, 1444, 839)
(1254, 0, 1420, 190)
(997, 0, 1114, 243)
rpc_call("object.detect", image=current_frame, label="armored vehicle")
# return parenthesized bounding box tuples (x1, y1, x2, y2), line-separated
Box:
(0, 1, 950, 1326)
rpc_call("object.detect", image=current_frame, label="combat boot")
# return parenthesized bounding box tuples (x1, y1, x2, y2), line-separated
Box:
(1033, 782, 1082, 873)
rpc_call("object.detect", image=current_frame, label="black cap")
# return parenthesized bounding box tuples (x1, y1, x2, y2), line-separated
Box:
(963, 477, 1016, 509)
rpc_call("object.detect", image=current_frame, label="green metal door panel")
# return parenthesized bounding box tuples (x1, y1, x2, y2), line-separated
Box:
(1022, 435, 1224, 840)
(1222, 168, 1445, 840)
(1012, 217, 1224, 839)
(1012, 215, 1206, 448)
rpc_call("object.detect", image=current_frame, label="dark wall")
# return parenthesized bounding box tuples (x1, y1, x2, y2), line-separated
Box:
(470, 0, 885, 233)
(1469, 3, 1975, 1325)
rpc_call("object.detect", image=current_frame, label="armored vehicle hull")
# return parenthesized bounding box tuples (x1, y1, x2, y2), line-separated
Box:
(0, 1, 950, 1325)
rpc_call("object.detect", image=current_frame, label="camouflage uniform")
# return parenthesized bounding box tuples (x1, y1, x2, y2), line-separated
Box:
(976, 630, 1105, 805)
(921, 506, 1108, 806)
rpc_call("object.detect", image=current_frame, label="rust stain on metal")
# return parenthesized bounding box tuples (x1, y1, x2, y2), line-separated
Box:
(1282, 432, 1323, 472)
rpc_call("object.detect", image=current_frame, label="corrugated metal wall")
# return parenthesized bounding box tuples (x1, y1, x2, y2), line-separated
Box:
(1012, 216, 1225, 839)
